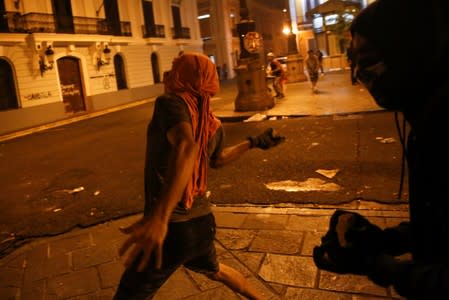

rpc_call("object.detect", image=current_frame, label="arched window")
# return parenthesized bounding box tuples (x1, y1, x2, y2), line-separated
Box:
(0, 59, 19, 111)
(114, 54, 128, 90)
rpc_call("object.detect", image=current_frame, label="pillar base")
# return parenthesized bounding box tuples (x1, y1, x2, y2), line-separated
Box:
(286, 53, 307, 83)
(234, 59, 275, 112)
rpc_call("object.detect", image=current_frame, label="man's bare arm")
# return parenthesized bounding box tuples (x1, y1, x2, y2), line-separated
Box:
(211, 140, 251, 168)
(119, 121, 198, 271)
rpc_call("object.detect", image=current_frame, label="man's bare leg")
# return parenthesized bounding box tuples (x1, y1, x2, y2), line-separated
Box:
(208, 263, 266, 300)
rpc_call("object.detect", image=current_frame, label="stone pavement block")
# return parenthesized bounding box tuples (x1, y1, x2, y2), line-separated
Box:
(259, 254, 317, 288)
(23, 260, 46, 284)
(0, 252, 25, 269)
(23, 252, 72, 284)
(249, 230, 303, 254)
(301, 231, 323, 256)
(319, 270, 388, 297)
(352, 295, 396, 300)
(98, 260, 125, 288)
(0, 287, 19, 299)
(48, 233, 91, 257)
(46, 268, 100, 298)
(24, 242, 48, 262)
(218, 254, 252, 277)
(89, 222, 128, 250)
(43, 252, 72, 278)
(231, 250, 264, 274)
(20, 279, 46, 300)
(185, 267, 223, 291)
(286, 214, 331, 232)
(246, 276, 282, 300)
(0, 266, 22, 287)
(241, 214, 289, 230)
(214, 211, 247, 228)
(72, 244, 117, 270)
(183, 285, 241, 300)
(267, 282, 287, 297)
(284, 287, 353, 299)
(153, 267, 200, 300)
(69, 288, 116, 299)
(215, 228, 257, 250)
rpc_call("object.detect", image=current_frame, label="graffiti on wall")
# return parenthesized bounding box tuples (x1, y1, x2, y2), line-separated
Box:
(24, 91, 52, 101)
(61, 84, 81, 96)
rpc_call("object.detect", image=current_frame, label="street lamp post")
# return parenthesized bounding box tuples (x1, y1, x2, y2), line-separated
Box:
(233, 0, 274, 112)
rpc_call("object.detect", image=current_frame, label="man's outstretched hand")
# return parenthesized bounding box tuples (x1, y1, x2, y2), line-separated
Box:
(248, 128, 285, 150)
(118, 215, 168, 272)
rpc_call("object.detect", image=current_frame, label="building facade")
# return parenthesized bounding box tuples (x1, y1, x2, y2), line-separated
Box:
(197, 0, 375, 81)
(0, 0, 202, 135)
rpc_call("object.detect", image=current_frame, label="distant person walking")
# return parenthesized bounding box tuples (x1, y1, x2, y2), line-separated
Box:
(346, 44, 357, 85)
(316, 50, 324, 75)
(305, 50, 320, 93)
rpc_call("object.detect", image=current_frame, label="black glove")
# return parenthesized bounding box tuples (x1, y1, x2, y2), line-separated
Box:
(247, 128, 285, 150)
(313, 209, 387, 275)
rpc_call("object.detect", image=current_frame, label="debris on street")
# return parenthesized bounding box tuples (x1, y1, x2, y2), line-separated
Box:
(376, 136, 396, 144)
(315, 168, 340, 179)
(265, 178, 341, 192)
(244, 113, 267, 122)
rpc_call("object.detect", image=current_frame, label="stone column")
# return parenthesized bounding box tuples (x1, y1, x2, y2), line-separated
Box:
(285, 0, 307, 83)
(210, 0, 235, 79)
(234, 0, 274, 112)
(286, 34, 307, 83)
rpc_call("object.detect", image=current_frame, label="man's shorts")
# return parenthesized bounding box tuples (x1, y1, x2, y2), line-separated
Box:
(114, 213, 218, 299)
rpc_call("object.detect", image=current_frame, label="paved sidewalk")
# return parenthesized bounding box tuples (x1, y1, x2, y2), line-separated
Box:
(0, 201, 408, 299)
(0, 70, 409, 299)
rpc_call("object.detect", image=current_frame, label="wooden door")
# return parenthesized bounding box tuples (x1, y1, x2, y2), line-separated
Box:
(151, 52, 161, 83)
(57, 57, 85, 113)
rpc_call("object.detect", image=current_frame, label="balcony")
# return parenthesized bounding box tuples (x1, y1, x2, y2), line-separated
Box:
(171, 27, 190, 39)
(142, 24, 165, 38)
(0, 11, 131, 36)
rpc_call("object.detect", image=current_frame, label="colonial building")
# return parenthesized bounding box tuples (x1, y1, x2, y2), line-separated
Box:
(0, 0, 375, 136)
(0, 0, 202, 135)
(198, 0, 374, 81)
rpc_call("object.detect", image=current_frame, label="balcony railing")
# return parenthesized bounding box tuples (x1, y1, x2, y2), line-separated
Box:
(142, 24, 165, 38)
(0, 11, 131, 36)
(171, 27, 190, 39)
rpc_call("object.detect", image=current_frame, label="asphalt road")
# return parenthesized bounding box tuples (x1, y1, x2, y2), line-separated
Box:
(0, 101, 408, 256)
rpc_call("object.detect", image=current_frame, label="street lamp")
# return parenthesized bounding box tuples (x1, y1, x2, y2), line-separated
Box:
(96, 45, 111, 71)
(39, 45, 55, 77)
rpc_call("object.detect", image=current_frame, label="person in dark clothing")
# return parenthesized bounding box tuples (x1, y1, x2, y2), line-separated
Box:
(346, 44, 357, 85)
(313, 0, 449, 299)
(316, 50, 324, 74)
(113, 53, 284, 300)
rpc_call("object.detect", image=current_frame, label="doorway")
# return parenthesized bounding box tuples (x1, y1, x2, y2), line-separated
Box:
(114, 54, 127, 89)
(0, 58, 19, 110)
(151, 52, 161, 83)
(57, 57, 85, 113)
